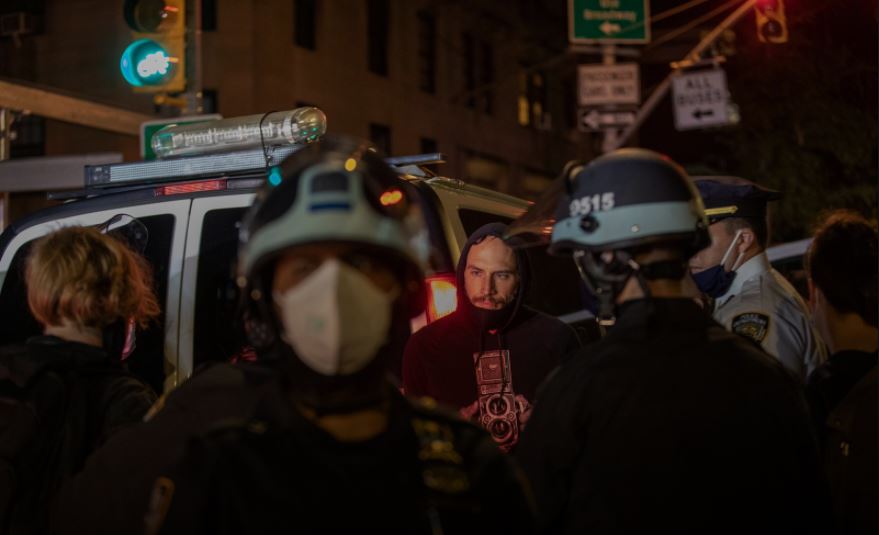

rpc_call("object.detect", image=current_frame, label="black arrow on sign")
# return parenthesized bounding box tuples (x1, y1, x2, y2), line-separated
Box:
(692, 109, 715, 119)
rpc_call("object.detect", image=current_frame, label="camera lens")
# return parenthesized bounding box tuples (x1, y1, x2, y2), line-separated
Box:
(487, 396, 509, 416)
(490, 419, 512, 440)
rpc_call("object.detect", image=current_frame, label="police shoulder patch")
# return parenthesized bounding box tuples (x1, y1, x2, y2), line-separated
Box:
(732, 312, 770, 343)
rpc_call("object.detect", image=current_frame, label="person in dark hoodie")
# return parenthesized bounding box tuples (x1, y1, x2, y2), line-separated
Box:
(804, 210, 877, 535)
(0, 225, 159, 535)
(402, 222, 580, 452)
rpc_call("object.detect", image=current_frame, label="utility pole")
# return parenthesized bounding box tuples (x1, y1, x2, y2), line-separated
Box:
(606, 0, 759, 152)
(601, 44, 620, 154)
(0, 108, 10, 231)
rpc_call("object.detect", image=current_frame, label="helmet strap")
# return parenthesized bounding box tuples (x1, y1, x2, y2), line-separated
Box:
(574, 250, 639, 327)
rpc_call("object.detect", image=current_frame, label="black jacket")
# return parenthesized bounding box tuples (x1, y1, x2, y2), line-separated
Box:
(403, 222, 579, 413)
(153, 385, 536, 535)
(515, 298, 832, 535)
(53, 361, 277, 535)
(0, 336, 155, 534)
(806, 350, 878, 535)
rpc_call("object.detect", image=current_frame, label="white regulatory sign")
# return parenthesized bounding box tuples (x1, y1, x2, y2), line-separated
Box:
(578, 63, 640, 106)
(671, 69, 730, 131)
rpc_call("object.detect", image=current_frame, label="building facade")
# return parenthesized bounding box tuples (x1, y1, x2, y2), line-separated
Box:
(0, 0, 595, 207)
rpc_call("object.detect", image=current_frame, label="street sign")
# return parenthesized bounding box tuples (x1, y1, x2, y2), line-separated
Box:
(577, 108, 637, 133)
(671, 69, 730, 131)
(139, 114, 222, 160)
(569, 0, 650, 44)
(578, 63, 640, 106)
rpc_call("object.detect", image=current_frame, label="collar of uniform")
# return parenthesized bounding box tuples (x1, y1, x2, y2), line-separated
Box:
(716, 252, 771, 306)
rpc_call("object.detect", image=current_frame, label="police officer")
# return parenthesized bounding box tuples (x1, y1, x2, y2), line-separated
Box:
(513, 149, 830, 534)
(148, 137, 535, 534)
(689, 176, 826, 380)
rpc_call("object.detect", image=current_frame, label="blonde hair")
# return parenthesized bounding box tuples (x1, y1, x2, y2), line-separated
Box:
(25, 226, 161, 329)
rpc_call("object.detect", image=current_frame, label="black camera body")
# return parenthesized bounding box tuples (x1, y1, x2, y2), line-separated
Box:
(473, 350, 518, 449)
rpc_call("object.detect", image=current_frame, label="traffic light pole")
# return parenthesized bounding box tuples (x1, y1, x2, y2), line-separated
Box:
(0, 108, 9, 231)
(189, 0, 204, 113)
(606, 0, 759, 152)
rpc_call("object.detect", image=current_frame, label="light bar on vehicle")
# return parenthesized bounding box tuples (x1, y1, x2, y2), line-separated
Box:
(151, 107, 327, 159)
(85, 145, 300, 188)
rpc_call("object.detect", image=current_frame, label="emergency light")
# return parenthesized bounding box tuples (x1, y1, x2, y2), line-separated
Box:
(85, 108, 327, 189)
(151, 107, 327, 159)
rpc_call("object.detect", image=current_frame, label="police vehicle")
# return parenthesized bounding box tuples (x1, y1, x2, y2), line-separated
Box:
(0, 108, 590, 394)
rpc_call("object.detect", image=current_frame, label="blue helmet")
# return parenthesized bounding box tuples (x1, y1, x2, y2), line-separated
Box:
(508, 149, 709, 323)
(550, 148, 709, 256)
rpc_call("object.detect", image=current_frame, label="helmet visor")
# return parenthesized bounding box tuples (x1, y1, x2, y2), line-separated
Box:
(504, 162, 582, 250)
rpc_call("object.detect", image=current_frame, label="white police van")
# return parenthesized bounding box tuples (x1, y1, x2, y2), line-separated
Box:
(0, 109, 592, 394)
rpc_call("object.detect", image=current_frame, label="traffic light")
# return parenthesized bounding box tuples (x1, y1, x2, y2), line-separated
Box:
(755, 0, 788, 44)
(120, 0, 186, 92)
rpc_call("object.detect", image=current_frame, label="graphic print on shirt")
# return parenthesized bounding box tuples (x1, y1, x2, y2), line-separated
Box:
(732, 312, 770, 343)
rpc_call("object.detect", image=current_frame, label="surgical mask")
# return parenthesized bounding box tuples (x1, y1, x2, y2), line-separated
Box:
(692, 229, 744, 298)
(273, 258, 397, 376)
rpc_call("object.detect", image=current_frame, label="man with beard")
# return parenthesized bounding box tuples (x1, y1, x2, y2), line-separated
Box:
(402, 223, 579, 452)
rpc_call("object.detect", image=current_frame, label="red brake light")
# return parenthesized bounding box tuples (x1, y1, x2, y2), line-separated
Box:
(156, 179, 226, 196)
(426, 275, 457, 323)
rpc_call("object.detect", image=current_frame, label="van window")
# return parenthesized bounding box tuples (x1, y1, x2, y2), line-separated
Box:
(457, 208, 588, 317)
(193, 207, 249, 368)
(0, 215, 174, 394)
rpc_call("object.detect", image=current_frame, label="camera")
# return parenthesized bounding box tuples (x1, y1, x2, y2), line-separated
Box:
(473, 350, 518, 448)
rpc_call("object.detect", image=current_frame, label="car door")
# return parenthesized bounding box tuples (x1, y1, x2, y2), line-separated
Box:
(0, 200, 191, 394)
(177, 193, 255, 383)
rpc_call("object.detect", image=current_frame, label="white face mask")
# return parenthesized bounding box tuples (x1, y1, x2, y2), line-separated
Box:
(273, 258, 397, 376)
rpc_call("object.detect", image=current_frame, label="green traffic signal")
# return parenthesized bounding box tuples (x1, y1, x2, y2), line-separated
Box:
(121, 0, 186, 93)
(120, 39, 176, 87)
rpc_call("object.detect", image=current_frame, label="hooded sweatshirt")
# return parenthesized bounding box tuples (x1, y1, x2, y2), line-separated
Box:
(402, 223, 580, 449)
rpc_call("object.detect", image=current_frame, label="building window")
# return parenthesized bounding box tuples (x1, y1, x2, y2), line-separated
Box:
(420, 137, 437, 155)
(417, 11, 436, 94)
(202, 0, 217, 31)
(479, 41, 494, 115)
(10, 114, 44, 158)
(367, 0, 389, 76)
(463, 151, 509, 191)
(462, 32, 476, 108)
(369, 123, 392, 156)
(294, 0, 317, 50)
(202, 89, 218, 113)
(462, 33, 493, 114)
(518, 69, 546, 128)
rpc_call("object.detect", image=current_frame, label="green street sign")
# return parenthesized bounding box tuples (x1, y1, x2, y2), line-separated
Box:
(139, 114, 222, 160)
(569, 0, 651, 44)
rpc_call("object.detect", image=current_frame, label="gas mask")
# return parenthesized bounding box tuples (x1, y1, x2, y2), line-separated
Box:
(692, 229, 744, 298)
(273, 258, 398, 376)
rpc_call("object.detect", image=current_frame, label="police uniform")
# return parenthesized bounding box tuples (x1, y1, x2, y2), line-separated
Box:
(695, 177, 827, 381)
